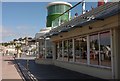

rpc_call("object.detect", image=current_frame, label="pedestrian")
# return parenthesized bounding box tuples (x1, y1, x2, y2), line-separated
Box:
(74, 13, 78, 18)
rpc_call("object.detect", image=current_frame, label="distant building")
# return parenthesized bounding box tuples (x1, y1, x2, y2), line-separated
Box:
(0, 45, 16, 56)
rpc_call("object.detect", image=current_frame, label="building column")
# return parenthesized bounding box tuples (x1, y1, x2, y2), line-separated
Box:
(52, 42, 56, 60)
(38, 41, 41, 58)
(111, 29, 114, 79)
(62, 40, 64, 61)
(68, 11, 71, 21)
(67, 40, 69, 61)
(57, 42, 60, 59)
(58, 17, 61, 26)
(72, 38, 75, 62)
(35, 41, 37, 57)
(87, 35, 90, 65)
(36, 41, 38, 58)
(112, 28, 120, 79)
(98, 33, 101, 65)
(44, 38, 47, 59)
(37, 41, 39, 58)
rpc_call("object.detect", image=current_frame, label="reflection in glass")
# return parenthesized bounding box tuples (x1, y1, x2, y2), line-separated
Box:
(75, 37, 87, 63)
(90, 34, 99, 65)
(55, 31, 111, 67)
(57, 41, 62, 60)
(100, 31, 111, 67)
(56, 42, 59, 60)
(75, 38, 80, 62)
(68, 39, 73, 62)
(63, 40, 68, 61)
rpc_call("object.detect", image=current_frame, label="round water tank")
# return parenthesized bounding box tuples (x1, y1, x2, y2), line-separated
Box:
(46, 1, 72, 27)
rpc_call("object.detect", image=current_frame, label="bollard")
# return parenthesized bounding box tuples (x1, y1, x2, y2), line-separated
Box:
(26, 59, 29, 71)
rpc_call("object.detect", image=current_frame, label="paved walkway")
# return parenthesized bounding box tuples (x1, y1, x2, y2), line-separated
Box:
(16, 58, 104, 81)
(2, 55, 23, 80)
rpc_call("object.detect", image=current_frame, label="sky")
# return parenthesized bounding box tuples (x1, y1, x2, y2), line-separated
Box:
(1, 1, 97, 43)
(0, 2, 1, 25)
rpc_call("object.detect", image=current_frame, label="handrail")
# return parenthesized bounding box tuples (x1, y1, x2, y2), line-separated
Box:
(52, 0, 84, 22)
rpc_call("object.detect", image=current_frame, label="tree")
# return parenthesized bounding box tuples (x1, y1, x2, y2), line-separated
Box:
(13, 39, 18, 42)
(18, 38, 22, 41)
(2, 42, 9, 47)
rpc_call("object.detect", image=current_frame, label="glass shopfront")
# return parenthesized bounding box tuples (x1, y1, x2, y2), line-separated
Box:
(56, 31, 111, 67)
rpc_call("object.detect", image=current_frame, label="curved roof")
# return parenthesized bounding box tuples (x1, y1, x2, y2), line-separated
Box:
(47, 1, 72, 8)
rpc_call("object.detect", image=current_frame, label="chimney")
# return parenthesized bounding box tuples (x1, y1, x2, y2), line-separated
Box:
(98, 0, 105, 6)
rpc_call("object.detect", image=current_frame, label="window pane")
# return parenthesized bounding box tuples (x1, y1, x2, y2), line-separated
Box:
(68, 39, 73, 62)
(64, 40, 68, 61)
(59, 41, 62, 60)
(39, 40, 45, 58)
(75, 38, 80, 62)
(56, 42, 59, 60)
(74, 37, 87, 63)
(79, 37, 87, 63)
(100, 31, 111, 67)
(90, 34, 99, 65)
(46, 40, 53, 59)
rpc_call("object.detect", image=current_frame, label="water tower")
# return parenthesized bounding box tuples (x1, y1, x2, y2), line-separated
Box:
(46, 1, 72, 27)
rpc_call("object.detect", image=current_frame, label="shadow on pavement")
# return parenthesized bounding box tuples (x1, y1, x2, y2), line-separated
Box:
(15, 59, 108, 81)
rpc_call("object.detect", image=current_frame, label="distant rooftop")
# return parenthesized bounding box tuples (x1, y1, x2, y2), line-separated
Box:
(35, 27, 52, 39)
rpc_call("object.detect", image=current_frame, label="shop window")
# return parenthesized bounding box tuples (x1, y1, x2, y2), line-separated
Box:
(39, 41, 45, 58)
(56, 42, 61, 60)
(63, 40, 68, 61)
(59, 41, 62, 60)
(75, 37, 87, 63)
(100, 31, 111, 67)
(55, 31, 111, 67)
(79, 37, 87, 63)
(75, 38, 80, 62)
(46, 41, 53, 59)
(56, 42, 59, 59)
(68, 39, 73, 62)
(90, 34, 99, 65)
(89, 31, 111, 67)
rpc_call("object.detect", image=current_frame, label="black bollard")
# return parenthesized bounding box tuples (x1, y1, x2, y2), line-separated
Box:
(26, 59, 29, 71)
